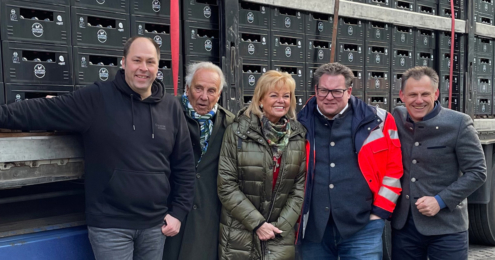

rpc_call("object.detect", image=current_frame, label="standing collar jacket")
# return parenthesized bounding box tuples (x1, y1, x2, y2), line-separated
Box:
(296, 96, 403, 243)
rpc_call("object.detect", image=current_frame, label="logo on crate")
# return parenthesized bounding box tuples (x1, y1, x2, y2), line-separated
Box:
(205, 40, 213, 51)
(376, 29, 381, 39)
(34, 64, 46, 79)
(423, 60, 427, 66)
(152, 0, 161, 12)
(484, 64, 487, 72)
(298, 70, 302, 77)
(248, 75, 256, 86)
(285, 17, 291, 28)
(485, 3, 489, 11)
(318, 22, 324, 32)
(348, 26, 353, 35)
(10, 9, 17, 21)
(247, 12, 254, 23)
(424, 37, 428, 46)
(204, 6, 212, 18)
(375, 79, 380, 89)
(262, 37, 266, 45)
(138, 25, 144, 35)
(99, 68, 109, 81)
(56, 15, 63, 26)
(400, 33, 406, 42)
(348, 53, 354, 62)
(261, 6, 266, 14)
(32, 23, 44, 37)
(484, 45, 487, 52)
(310, 69, 313, 78)
(285, 47, 292, 57)
(58, 55, 65, 66)
(154, 35, 163, 47)
(118, 23, 124, 32)
(248, 43, 255, 55)
(79, 17, 85, 28)
(191, 29, 196, 39)
(400, 57, 405, 66)
(15, 94, 22, 102)
(96, 0, 105, 4)
(375, 54, 380, 64)
(157, 71, 164, 81)
(81, 57, 87, 68)
(318, 50, 324, 60)
(298, 41, 302, 48)
(12, 52, 20, 64)
(97, 29, 108, 43)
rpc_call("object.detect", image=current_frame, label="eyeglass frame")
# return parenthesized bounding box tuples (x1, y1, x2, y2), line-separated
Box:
(315, 85, 351, 98)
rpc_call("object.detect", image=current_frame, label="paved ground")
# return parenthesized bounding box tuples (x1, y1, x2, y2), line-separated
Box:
(469, 244, 495, 260)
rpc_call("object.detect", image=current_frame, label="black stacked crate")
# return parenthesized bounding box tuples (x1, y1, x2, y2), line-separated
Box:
(474, 37, 494, 115)
(183, 0, 219, 95)
(1, 0, 73, 104)
(438, 30, 465, 112)
(391, 25, 414, 110)
(305, 11, 333, 103)
(269, 6, 306, 111)
(365, 21, 391, 111)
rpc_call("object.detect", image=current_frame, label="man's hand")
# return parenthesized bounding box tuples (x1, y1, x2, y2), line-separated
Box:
(161, 214, 181, 237)
(256, 223, 282, 241)
(370, 213, 381, 220)
(416, 196, 441, 217)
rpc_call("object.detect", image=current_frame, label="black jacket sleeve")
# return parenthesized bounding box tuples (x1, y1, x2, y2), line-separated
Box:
(167, 99, 196, 222)
(0, 85, 100, 132)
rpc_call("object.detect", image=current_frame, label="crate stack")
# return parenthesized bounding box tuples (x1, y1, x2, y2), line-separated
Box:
(237, 2, 270, 108)
(71, 0, 130, 90)
(390, 25, 415, 110)
(182, 0, 220, 94)
(438, 31, 465, 111)
(129, 0, 179, 94)
(335, 17, 365, 101)
(305, 11, 334, 101)
(416, 0, 437, 16)
(0, 0, 73, 104)
(269, 6, 306, 111)
(474, 37, 494, 115)
(365, 20, 392, 111)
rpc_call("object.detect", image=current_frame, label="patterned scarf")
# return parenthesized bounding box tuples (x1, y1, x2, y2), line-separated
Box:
(181, 95, 217, 162)
(261, 115, 291, 161)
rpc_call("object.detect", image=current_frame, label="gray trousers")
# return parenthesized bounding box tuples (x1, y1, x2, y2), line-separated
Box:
(88, 223, 166, 260)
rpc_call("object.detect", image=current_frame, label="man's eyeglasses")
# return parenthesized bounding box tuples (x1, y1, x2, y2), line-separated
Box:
(316, 87, 348, 98)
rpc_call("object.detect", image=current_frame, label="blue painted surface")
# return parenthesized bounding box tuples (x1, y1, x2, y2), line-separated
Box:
(0, 226, 95, 260)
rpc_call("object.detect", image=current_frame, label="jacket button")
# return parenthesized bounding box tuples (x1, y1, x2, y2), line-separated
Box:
(406, 195, 410, 199)
(196, 173, 201, 179)
(325, 207, 330, 211)
(412, 159, 417, 164)
(368, 127, 371, 131)
(414, 142, 419, 146)
(329, 184, 335, 189)
(330, 163, 335, 167)
(193, 205, 198, 209)
(247, 131, 250, 134)
(330, 142, 335, 146)
(411, 178, 416, 183)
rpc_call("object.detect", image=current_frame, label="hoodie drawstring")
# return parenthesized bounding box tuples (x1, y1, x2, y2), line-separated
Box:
(130, 94, 136, 131)
(149, 104, 155, 139)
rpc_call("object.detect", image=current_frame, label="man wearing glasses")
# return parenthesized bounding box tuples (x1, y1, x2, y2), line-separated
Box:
(296, 62, 403, 259)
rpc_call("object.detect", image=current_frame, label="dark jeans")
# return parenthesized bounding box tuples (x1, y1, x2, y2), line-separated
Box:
(392, 213, 468, 260)
(299, 218, 385, 260)
(88, 223, 166, 260)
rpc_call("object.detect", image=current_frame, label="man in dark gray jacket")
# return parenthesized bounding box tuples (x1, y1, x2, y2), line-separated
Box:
(392, 66, 487, 260)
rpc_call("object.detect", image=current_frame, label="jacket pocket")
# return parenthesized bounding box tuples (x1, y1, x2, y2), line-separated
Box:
(101, 169, 170, 214)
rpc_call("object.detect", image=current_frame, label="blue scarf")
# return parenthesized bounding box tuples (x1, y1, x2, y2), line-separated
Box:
(181, 95, 217, 163)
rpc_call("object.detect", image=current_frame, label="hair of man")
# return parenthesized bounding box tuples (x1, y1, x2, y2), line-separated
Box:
(401, 66, 439, 91)
(185, 62, 226, 92)
(244, 70, 297, 120)
(123, 36, 161, 60)
(314, 62, 355, 89)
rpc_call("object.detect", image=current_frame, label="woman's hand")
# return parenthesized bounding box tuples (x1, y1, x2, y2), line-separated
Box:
(256, 223, 282, 241)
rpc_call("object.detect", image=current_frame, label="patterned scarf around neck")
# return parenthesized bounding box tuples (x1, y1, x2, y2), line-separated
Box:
(261, 115, 291, 161)
(181, 95, 217, 163)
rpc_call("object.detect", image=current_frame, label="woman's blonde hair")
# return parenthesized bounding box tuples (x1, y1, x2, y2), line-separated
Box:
(244, 70, 297, 120)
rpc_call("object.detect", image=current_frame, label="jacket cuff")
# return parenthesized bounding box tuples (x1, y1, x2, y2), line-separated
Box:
(168, 207, 188, 223)
(371, 205, 392, 220)
(434, 195, 447, 209)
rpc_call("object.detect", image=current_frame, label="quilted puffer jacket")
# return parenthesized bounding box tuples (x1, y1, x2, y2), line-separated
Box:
(217, 109, 307, 260)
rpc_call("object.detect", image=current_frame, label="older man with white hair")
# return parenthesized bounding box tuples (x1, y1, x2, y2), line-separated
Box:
(163, 62, 234, 260)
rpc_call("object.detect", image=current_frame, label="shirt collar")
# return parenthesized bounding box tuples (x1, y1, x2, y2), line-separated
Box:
(317, 103, 349, 120)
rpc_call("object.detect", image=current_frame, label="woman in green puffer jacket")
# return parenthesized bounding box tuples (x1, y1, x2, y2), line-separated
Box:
(217, 70, 307, 260)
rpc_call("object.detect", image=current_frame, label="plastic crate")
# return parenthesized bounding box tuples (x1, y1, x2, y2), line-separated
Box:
(239, 1, 270, 30)
(271, 61, 305, 91)
(5, 83, 73, 103)
(336, 39, 364, 67)
(71, 0, 128, 14)
(271, 6, 304, 33)
(391, 47, 414, 71)
(271, 32, 305, 62)
(130, 0, 170, 18)
(306, 35, 332, 64)
(239, 28, 270, 60)
(239, 59, 269, 92)
(306, 12, 333, 37)
(130, 15, 171, 54)
(183, 0, 219, 24)
(365, 68, 390, 93)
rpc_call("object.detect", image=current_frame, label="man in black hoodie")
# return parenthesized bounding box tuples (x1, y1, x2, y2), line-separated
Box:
(0, 37, 195, 260)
